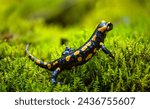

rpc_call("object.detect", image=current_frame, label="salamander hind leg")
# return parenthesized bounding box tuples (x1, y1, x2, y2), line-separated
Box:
(51, 67, 61, 84)
(62, 47, 74, 56)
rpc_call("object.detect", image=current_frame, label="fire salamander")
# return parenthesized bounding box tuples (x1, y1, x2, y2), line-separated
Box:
(26, 20, 114, 84)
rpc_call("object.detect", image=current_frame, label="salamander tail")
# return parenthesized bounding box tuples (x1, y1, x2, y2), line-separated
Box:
(26, 44, 52, 70)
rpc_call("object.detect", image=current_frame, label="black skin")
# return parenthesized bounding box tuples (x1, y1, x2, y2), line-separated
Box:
(26, 20, 114, 84)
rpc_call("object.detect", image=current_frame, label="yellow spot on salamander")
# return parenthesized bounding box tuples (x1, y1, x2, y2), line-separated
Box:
(66, 55, 71, 61)
(86, 41, 91, 46)
(77, 57, 82, 62)
(57, 67, 61, 71)
(53, 61, 58, 66)
(93, 48, 97, 53)
(36, 60, 40, 64)
(91, 35, 97, 41)
(81, 46, 87, 51)
(85, 53, 93, 61)
(74, 51, 80, 56)
(44, 62, 47, 65)
(98, 26, 107, 32)
(99, 42, 103, 46)
(47, 64, 51, 69)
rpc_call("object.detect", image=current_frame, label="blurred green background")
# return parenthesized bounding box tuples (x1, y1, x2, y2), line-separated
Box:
(0, 0, 150, 43)
(0, 0, 150, 92)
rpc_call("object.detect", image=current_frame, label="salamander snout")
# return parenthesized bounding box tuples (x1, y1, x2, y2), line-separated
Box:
(106, 22, 113, 31)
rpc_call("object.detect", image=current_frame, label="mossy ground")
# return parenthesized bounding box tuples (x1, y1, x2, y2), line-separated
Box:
(0, 0, 150, 92)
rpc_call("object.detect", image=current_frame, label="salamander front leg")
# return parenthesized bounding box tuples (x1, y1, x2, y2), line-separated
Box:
(62, 46, 74, 56)
(101, 45, 115, 60)
(51, 67, 61, 84)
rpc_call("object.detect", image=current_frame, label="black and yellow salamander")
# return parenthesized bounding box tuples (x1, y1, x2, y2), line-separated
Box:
(26, 20, 114, 84)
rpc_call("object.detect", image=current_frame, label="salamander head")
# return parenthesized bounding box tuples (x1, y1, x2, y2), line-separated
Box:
(96, 20, 113, 39)
(97, 20, 113, 32)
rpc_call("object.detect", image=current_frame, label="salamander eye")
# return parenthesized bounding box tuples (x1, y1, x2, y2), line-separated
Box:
(106, 22, 113, 31)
